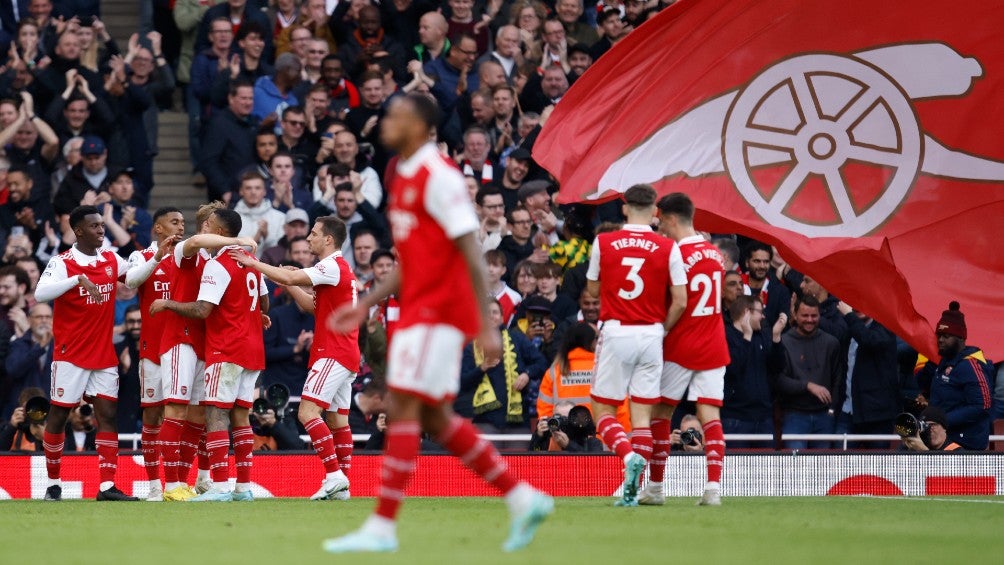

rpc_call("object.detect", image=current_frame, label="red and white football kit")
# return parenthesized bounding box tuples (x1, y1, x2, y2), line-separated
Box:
(301, 251, 361, 413)
(198, 246, 268, 409)
(159, 244, 211, 404)
(661, 235, 731, 406)
(38, 246, 129, 406)
(586, 225, 686, 405)
(385, 143, 480, 403)
(127, 244, 175, 407)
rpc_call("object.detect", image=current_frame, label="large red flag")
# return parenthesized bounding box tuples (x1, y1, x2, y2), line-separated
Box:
(534, 0, 1004, 361)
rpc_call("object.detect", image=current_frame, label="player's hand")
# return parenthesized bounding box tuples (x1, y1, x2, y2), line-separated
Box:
(477, 325, 503, 362)
(552, 430, 570, 449)
(329, 303, 367, 332)
(149, 298, 169, 316)
(806, 382, 832, 405)
(228, 249, 257, 267)
(155, 235, 180, 261)
(235, 237, 258, 254)
(9, 407, 24, 427)
(79, 276, 103, 303)
(836, 301, 853, 316)
(261, 314, 272, 330)
(513, 372, 529, 392)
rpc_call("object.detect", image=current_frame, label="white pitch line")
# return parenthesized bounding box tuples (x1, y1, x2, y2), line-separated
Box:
(870, 496, 1004, 504)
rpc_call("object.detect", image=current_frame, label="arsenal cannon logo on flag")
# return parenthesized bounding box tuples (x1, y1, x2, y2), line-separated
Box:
(534, 0, 1004, 361)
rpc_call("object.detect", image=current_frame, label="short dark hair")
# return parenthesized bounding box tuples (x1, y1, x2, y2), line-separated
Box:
(713, 237, 740, 266)
(315, 216, 348, 247)
(240, 169, 267, 187)
(359, 70, 383, 85)
(535, 261, 562, 279)
(65, 93, 90, 108)
(334, 182, 354, 195)
(321, 54, 342, 67)
(0, 265, 30, 290)
(370, 248, 395, 267)
(475, 184, 502, 206)
(403, 93, 441, 131)
(327, 162, 352, 178)
(269, 150, 294, 167)
(657, 192, 695, 223)
(728, 295, 758, 322)
(448, 32, 476, 55)
(352, 227, 376, 244)
(484, 249, 506, 266)
(236, 21, 266, 42)
(623, 184, 657, 208)
(212, 208, 242, 237)
(125, 304, 142, 316)
(281, 106, 305, 120)
(69, 205, 100, 229)
(228, 77, 254, 97)
(153, 206, 182, 223)
(745, 241, 773, 261)
(795, 294, 821, 312)
(288, 235, 308, 246)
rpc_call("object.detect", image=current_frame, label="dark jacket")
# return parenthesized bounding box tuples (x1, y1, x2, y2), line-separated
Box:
(200, 107, 258, 201)
(776, 328, 841, 413)
(456, 329, 548, 430)
(929, 345, 994, 450)
(262, 302, 315, 393)
(836, 315, 901, 425)
(3, 333, 53, 419)
(53, 164, 112, 216)
(498, 235, 534, 285)
(723, 323, 785, 422)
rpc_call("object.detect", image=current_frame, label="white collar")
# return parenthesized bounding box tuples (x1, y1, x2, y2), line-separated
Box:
(679, 234, 705, 245)
(69, 245, 107, 266)
(396, 143, 439, 177)
(622, 224, 653, 231)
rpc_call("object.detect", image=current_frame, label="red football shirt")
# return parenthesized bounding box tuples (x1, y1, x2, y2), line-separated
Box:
(159, 244, 210, 359)
(41, 247, 127, 369)
(387, 143, 480, 338)
(128, 245, 176, 363)
(304, 251, 361, 371)
(586, 225, 686, 324)
(198, 247, 268, 370)
(663, 236, 731, 369)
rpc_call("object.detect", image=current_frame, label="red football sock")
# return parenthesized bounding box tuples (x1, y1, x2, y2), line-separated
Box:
(597, 415, 633, 459)
(333, 425, 353, 475)
(95, 432, 119, 484)
(232, 426, 254, 484)
(304, 418, 339, 473)
(158, 418, 184, 484)
(649, 418, 671, 483)
(141, 425, 161, 481)
(703, 419, 725, 483)
(631, 427, 653, 463)
(205, 430, 231, 484)
(198, 432, 210, 471)
(374, 420, 421, 521)
(43, 431, 65, 480)
(436, 415, 518, 494)
(178, 421, 204, 482)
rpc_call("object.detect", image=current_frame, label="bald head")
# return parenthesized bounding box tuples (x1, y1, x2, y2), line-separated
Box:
(419, 11, 448, 48)
(479, 60, 507, 89)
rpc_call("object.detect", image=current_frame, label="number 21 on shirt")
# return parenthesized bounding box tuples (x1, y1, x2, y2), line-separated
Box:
(690, 271, 721, 317)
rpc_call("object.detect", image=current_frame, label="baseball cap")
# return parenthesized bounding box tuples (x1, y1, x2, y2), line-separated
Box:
(509, 147, 532, 162)
(109, 167, 135, 182)
(81, 135, 106, 156)
(370, 248, 395, 267)
(284, 208, 309, 225)
(522, 295, 552, 315)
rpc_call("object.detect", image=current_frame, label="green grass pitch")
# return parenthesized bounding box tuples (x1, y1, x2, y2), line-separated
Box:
(0, 496, 1000, 564)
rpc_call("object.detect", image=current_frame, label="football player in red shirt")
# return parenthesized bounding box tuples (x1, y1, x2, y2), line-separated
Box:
(231, 216, 360, 501)
(325, 94, 552, 554)
(152, 209, 268, 501)
(644, 192, 732, 506)
(585, 184, 688, 506)
(124, 206, 185, 501)
(36, 206, 144, 501)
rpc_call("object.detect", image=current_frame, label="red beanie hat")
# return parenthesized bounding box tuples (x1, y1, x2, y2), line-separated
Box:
(936, 301, 966, 339)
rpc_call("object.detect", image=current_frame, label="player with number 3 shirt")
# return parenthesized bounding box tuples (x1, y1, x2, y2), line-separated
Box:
(639, 192, 731, 508)
(585, 184, 688, 507)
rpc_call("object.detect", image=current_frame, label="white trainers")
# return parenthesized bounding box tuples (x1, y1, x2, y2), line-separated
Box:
(637, 487, 665, 506)
(310, 475, 351, 500)
(145, 486, 164, 502)
(698, 482, 721, 506)
(322, 529, 398, 553)
(332, 490, 351, 501)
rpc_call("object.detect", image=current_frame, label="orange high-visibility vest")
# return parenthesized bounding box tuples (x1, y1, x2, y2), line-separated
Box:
(537, 348, 632, 433)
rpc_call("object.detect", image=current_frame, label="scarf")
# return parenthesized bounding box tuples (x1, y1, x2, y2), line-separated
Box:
(354, 28, 384, 50)
(549, 237, 591, 269)
(742, 274, 769, 306)
(472, 330, 523, 423)
(463, 160, 493, 184)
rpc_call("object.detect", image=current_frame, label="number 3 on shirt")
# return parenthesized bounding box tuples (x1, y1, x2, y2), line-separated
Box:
(246, 272, 260, 311)
(618, 257, 645, 300)
(690, 271, 722, 317)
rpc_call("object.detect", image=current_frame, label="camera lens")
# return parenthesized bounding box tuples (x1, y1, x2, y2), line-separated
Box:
(78, 404, 93, 417)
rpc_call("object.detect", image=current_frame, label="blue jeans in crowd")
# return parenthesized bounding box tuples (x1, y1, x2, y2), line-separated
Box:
(782, 410, 835, 449)
(722, 418, 774, 449)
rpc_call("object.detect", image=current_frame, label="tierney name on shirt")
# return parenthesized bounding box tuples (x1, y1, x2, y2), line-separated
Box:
(610, 237, 660, 252)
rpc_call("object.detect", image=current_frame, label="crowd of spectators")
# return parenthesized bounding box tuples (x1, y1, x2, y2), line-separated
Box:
(0, 0, 1000, 453)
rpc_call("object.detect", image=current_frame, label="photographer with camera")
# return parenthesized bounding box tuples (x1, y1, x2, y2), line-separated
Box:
(250, 383, 303, 451)
(0, 388, 49, 451)
(898, 407, 962, 451)
(529, 400, 604, 452)
(672, 414, 705, 453)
